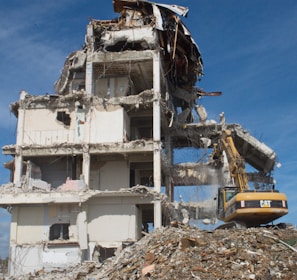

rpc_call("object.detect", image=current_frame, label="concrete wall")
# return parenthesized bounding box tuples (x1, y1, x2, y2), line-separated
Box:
(16, 206, 44, 243)
(100, 161, 129, 190)
(89, 160, 129, 190)
(9, 204, 82, 276)
(9, 245, 43, 276)
(9, 244, 81, 277)
(42, 246, 81, 268)
(87, 198, 138, 243)
(23, 108, 75, 145)
(90, 106, 130, 143)
(36, 157, 73, 188)
(8, 198, 152, 276)
(22, 105, 130, 146)
(14, 204, 79, 243)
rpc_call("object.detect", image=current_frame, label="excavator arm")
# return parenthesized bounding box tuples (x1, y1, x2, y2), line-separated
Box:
(212, 129, 249, 192)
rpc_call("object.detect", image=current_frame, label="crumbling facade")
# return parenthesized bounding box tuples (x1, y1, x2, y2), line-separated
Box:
(0, 0, 279, 276)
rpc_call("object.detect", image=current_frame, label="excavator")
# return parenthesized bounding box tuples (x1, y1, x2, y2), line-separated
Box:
(212, 129, 288, 228)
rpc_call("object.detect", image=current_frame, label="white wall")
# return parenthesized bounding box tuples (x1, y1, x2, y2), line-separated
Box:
(42, 246, 81, 268)
(22, 104, 131, 145)
(9, 245, 43, 276)
(15, 204, 79, 243)
(9, 204, 82, 277)
(88, 202, 137, 242)
(99, 161, 129, 190)
(9, 244, 81, 277)
(90, 106, 130, 143)
(90, 160, 129, 190)
(23, 109, 75, 145)
(16, 206, 44, 243)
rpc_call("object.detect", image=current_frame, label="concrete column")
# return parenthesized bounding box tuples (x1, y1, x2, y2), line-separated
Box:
(85, 61, 93, 94)
(86, 23, 94, 52)
(154, 200, 162, 229)
(84, 106, 91, 143)
(9, 206, 18, 275)
(77, 211, 88, 250)
(13, 147, 23, 185)
(10, 206, 18, 243)
(153, 50, 161, 193)
(165, 136, 174, 201)
(82, 145, 90, 189)
(13, 91, 27, 184)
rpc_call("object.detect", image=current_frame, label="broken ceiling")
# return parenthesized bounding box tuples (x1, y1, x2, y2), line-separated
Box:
(55, 0, 203, 108)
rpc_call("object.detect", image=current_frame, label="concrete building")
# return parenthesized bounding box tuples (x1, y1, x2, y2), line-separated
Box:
(0, 1, 278, 276)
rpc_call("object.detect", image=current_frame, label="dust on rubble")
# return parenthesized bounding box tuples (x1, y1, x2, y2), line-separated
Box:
(12, 225, 297, 280)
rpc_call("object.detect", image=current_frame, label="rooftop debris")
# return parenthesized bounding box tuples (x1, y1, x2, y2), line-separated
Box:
(11, 225, 297, 280)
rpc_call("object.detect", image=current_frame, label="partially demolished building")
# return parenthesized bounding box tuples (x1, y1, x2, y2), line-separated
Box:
(0, 0, 279, 276)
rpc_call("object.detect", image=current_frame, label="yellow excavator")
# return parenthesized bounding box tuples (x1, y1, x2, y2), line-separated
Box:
(212, 129, 288, 227)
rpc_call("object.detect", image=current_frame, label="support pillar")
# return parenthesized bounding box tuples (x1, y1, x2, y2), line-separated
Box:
(165, 135, 174, 201)
(13, 91, 27, 184)
(85, 61, 93, 94)
(153, 50, 162, 229)
(82, 145, 90, 189)
(153, 50, 161, 193)
(154, 200, 162, 229)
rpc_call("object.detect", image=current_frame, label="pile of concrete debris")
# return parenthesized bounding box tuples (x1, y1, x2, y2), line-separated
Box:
(13, 225, 297, 280)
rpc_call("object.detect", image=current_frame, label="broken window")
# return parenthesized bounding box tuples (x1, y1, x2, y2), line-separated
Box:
(49, 223, 70, 241)
(93, 246, 117, 263)
(98, 247, 116, 263)
(56, 111, 71, 126)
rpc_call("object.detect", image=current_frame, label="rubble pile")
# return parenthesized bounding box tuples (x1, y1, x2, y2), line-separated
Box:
(14, 226, 297, 280)
(92, 226, 297, 280)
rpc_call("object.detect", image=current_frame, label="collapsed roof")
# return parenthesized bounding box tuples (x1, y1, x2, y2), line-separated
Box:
(54, 0, 203, 110)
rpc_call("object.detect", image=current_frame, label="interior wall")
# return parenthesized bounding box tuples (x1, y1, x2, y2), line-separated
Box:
(99, 160, 129, 190)
(35, 156, 73, 188)
(90, 106, 127, 143)
(130, 162, 153, 187)
(130, 116, 153, 140)
(90, 160, 129, 190)
(87, 202, 137, 242)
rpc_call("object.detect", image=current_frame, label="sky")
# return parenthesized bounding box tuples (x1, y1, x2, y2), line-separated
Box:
(0, 0, 297, 258)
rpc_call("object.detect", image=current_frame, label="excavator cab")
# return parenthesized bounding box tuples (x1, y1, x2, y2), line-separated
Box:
(217, 186, 238, 220)
(217, 185, 288, 226)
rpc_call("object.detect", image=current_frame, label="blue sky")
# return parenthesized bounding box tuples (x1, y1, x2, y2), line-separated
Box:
(0, 0, 297, 258)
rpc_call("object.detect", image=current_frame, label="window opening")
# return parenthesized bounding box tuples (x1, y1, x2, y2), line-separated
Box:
(49, 223, 70, 240)
(57, 111, 71, 126)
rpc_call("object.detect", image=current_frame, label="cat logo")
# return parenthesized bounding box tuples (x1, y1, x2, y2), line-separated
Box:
(260, 200, 272, 208)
